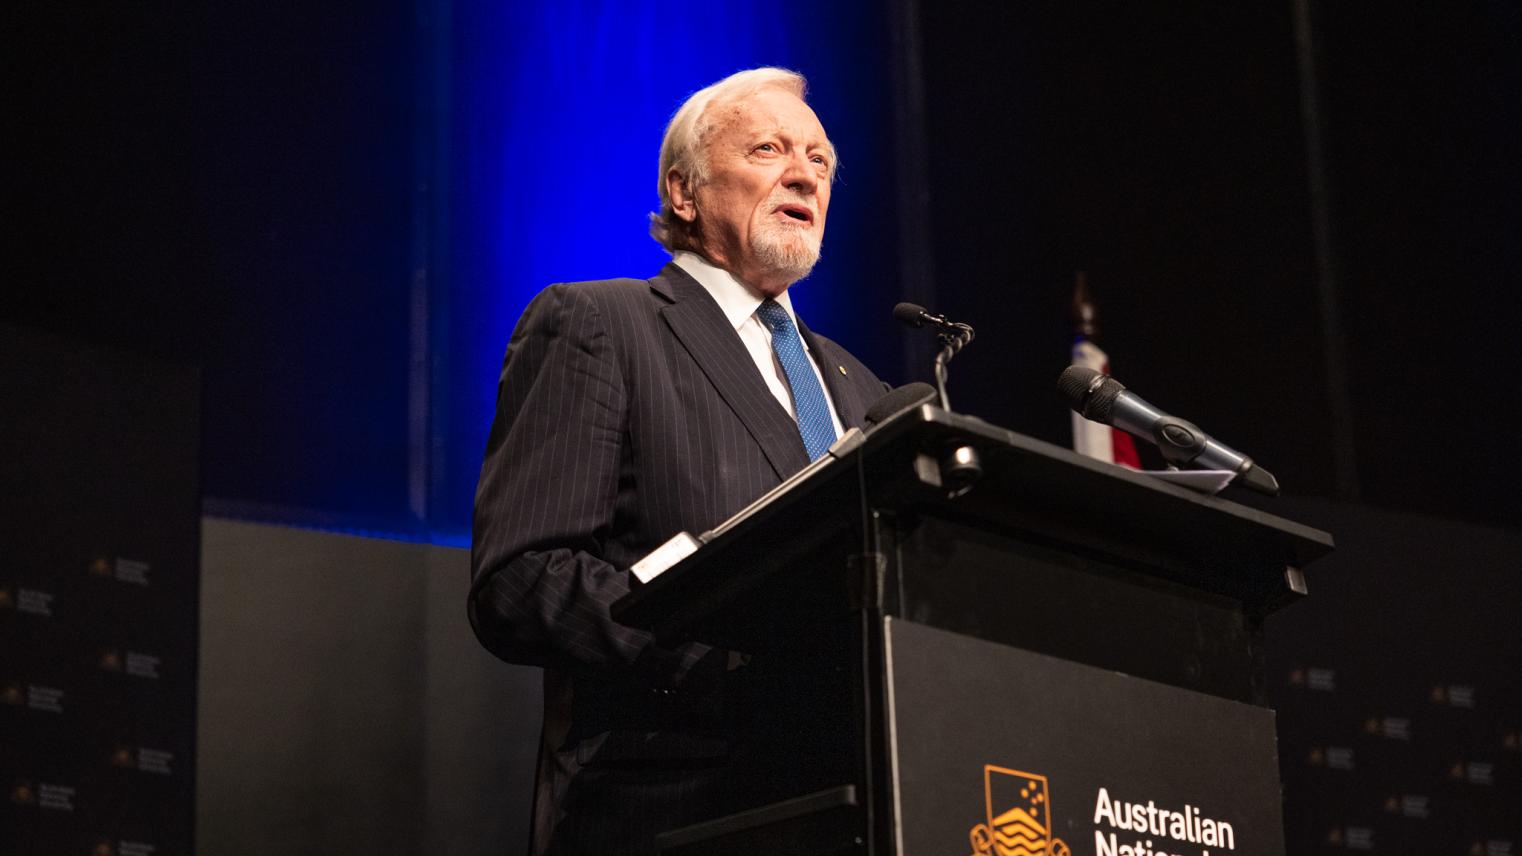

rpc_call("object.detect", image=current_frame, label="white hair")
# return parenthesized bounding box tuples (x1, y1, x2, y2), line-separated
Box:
(648, 67, 835, 252)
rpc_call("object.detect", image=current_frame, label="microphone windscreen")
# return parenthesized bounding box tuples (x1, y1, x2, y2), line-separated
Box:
(1083, 376, 1126, 424)
(892, 302, 927, 327)
(865, 382, 937, 428)
(1056, 365, 1126, 425)
(1056, 366, 1101, 408)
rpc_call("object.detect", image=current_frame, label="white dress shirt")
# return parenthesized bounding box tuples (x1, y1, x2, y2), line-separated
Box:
(672, 252, 845, 439)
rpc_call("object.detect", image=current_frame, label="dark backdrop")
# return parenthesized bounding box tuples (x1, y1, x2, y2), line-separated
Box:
(7, 1, 418, 528)
(915, 1, 1328, 489)
(1314, 2, 1522, 525)
(9, 2, 1518, 533)
(913, 1, 1522, 528)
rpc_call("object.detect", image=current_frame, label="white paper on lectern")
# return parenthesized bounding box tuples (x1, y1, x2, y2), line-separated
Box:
(630, 531, 702, 583)
(1142, 468, 1237, 495)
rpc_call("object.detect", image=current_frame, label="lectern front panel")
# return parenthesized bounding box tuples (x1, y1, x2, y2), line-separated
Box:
(884, 617, 1285, 856)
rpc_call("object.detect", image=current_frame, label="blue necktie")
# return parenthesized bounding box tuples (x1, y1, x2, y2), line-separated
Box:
(756, 299, 837, 461)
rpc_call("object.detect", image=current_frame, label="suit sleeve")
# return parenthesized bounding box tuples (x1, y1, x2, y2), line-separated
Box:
(468, 283, 711, 687)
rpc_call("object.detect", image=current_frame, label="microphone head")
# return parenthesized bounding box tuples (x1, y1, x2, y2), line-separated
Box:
(892, 302, 927, 327)
(1056, 365, 1126, 424)
(864, 382, 937, 428)
(1056, 365, 1100, 407)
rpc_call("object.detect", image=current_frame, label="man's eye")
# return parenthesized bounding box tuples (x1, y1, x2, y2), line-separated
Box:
(755, 143, 776, 153)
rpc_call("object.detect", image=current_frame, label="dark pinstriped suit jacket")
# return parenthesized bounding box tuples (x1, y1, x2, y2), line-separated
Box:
(469, 262, 887, 854)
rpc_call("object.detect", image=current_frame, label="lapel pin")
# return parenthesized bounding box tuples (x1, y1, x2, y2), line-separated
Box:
(838, 365, 848, 376)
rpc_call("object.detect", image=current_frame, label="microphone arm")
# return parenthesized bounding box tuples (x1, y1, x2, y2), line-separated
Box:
(894, 302, 975, 410)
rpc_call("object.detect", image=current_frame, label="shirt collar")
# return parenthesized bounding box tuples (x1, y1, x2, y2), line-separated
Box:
(672, 251, 798, 332)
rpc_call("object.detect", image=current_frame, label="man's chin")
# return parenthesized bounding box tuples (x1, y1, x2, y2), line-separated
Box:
(753, 236, 822, 284)
(757, 252, 820, 285)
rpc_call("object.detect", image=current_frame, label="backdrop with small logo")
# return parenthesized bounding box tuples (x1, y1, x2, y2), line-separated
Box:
(888, 617, 1283, 856)
(1, 326, 200, 856)
(1264, 498, 1521, 856)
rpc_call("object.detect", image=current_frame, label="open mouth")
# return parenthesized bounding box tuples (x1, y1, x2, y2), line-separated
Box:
(776, 205, 813, 225)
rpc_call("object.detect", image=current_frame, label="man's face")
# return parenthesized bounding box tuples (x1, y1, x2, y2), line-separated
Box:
(679, 88, 833, 296)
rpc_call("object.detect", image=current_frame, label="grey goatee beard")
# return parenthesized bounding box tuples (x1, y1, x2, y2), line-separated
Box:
(752, 197, 822, 284)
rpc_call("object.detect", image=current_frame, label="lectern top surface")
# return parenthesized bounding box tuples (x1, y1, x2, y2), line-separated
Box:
(908, 407, 1334, 551)
(614, 406, 1334, 633)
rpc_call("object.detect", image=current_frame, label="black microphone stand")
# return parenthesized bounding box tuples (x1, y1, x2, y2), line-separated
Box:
(893, 303, 981, 496)
(932, 322, 975, 411)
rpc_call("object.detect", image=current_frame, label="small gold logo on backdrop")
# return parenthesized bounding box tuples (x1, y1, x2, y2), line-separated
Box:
(969, 765, 1069, 856)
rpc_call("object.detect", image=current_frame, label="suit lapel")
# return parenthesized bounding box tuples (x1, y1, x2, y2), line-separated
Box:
(798, 320, 869, 430)
(652, 264, 810, 480)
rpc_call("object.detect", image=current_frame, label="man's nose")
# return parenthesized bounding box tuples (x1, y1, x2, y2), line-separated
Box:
(781, 152, 818, 195)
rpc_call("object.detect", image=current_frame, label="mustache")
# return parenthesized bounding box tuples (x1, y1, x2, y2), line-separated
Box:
(765, 190, 816, 214)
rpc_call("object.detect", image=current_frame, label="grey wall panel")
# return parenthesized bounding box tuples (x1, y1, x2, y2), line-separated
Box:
(422, 542, 540, 855)
(198, 519, 538, 855)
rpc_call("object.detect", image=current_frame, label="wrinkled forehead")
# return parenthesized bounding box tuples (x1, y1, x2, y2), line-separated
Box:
(706, 89, 835, 155)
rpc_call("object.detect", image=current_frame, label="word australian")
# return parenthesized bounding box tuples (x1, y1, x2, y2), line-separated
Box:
(1093, 787, 1236, 856)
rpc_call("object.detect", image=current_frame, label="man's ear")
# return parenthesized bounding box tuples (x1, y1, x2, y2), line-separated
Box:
(667, 168, 697, 223)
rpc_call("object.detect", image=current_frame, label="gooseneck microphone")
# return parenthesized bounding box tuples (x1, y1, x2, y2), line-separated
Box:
(893, 303, 974, 411)
(893, 302, 959, 331)
(1057, 366, 1280, 496)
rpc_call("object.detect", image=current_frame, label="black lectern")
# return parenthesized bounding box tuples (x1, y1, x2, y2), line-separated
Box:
(613, 406, 1333, 856)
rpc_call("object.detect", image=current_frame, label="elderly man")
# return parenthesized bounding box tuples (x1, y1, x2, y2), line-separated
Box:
(470, 67, 887, 854)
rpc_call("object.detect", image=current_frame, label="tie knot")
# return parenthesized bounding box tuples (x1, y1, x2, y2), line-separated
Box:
(755, 299, 794, 336)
